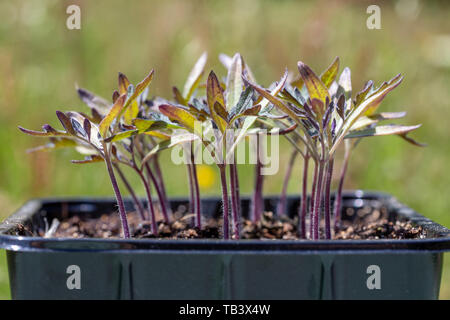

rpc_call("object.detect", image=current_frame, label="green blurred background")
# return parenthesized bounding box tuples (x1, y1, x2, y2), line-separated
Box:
(0, 0, 449, 299)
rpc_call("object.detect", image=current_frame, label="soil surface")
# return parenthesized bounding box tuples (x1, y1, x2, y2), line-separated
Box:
(34, 205, 425, 240)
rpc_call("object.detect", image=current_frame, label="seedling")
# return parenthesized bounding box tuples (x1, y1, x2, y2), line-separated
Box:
(19, 54, 423, 241)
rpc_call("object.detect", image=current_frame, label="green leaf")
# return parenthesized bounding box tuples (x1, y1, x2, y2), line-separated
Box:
(183, 52, 207, 100)
(99, 94, 126, 138)
(228, 88, 252, 119)
(297, 61, 330, 107)
(133, 118, 182, 131)
(104, 129, 139, 143)
(225, 53, 244, 110)
(320, 56, 340, 88)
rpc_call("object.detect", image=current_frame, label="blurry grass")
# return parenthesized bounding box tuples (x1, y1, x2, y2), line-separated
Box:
(0, 0, 449, 299)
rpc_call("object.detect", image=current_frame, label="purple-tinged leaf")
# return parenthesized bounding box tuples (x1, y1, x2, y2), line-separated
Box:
(173, 86, 188, 106)
(337, 94, 346, 119)
(76, 87, 110, 113)
(56, 111, 76, 135)
(207, 71, 228, 133)
(297, 61, 330, 106)
(112, 90, 120, 103)
(83, 118, 92, 141)
(118, 72, 131, 95)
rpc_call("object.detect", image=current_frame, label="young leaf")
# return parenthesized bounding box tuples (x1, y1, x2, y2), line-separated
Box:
(121, 70, 154, 114)
(207, 71, 228, 133)
(330, 74, 403, 155)
(320, 56, 340, 88)
(56, 111, 76, 135)
(173, 86, 188, 106)
(226, 53, 244, 110)
(345, 124, 422, 139)
(118, 73, 131, 95)
(99, 94, 126, 138)
(338, 67, 352, 98)
(364, 74, 402, 115)
(297, 61, 330, 106)
(76, 87, 110, 114)
(18, 125, 70, 137)
(183, 52, 207, 101)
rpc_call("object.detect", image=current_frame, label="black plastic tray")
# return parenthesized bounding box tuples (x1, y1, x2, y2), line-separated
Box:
(1, 191, 449, 299)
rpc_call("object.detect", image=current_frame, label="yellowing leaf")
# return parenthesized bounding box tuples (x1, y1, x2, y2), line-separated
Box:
(297, 61, 330, 107)
(99, 94, 126, 138)
(159, 104, 201, 136)
(320, 56, 340, 88)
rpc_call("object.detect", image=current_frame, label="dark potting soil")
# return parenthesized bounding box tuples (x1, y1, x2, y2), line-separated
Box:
(34, 204, 425, 240)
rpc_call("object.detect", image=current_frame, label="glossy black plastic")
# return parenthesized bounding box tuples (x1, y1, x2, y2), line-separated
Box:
(1, 191, 449, 299)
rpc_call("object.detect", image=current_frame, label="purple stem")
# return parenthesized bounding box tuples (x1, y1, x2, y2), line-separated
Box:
(324, 158, 334, 239)
(277, 150, 298, 216)
(191, 159, 202, 229)
(186, 163, 195, 213)
(114, 163, 146, 221)
(105, 155, 130, 238)
(229, 162, 240, 239)
(153, 155, 171, 216)
(144, 162, 170, 223)
(219, 165, 230, 239)
(251, 135, 264, 222)
(134, 166, 158, 234)
(299, 153, 310, 239)
(312, 160, 325, 240)
(309, 160, 318, 238)
(334, 148, 351, 232)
